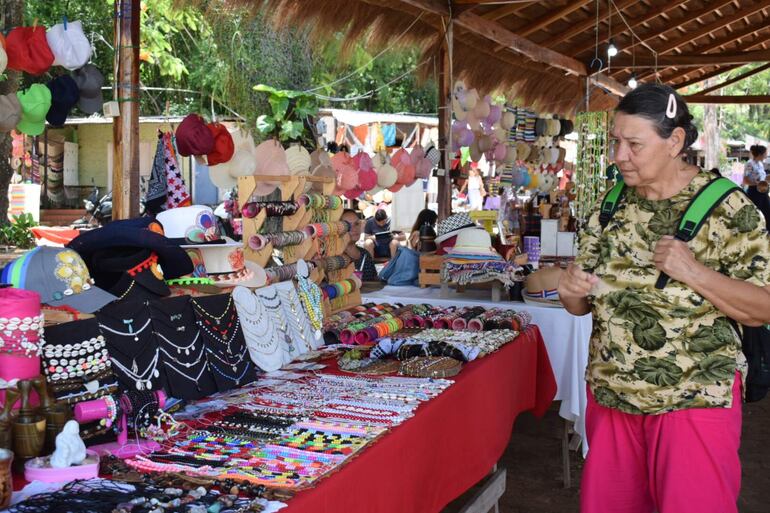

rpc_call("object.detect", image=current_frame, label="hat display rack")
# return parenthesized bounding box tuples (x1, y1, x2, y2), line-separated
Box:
(450, 81, 574, 197)
(0, 19, 107, 139)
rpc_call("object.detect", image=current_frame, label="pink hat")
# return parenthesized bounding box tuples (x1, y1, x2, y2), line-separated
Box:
(252, 139, 288, 196)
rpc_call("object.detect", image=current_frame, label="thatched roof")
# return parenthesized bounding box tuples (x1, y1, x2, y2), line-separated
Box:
(182, 0, 770, 114)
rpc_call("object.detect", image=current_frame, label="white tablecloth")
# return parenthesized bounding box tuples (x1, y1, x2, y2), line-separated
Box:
(362, 285, 592, 455)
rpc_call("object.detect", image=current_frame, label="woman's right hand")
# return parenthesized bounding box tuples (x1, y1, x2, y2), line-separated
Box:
(558, 264, 599, 315)
(559, 264, 599, 298)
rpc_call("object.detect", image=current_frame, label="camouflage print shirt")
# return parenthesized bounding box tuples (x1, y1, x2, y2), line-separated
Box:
(575, 170, 770, 414)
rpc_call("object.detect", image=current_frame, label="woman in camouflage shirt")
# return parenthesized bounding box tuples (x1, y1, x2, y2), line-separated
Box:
(559, 84, 770, 513)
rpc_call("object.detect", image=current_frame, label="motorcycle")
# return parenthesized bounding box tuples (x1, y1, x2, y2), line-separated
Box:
(71, 184, 151, 229)
(71, 186, 112, 228)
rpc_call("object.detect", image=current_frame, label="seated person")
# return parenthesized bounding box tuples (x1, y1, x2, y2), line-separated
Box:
(341, 209, 379, 282)
(408, 208, 438, 250)
(363, 209, 405, 259)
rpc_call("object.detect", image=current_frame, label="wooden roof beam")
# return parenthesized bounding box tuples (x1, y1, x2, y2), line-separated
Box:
(690, 63, 770, 95)
(671, 64, 743, 89)
(617, 23, 769, 79)
(683, 95, 770, 104)
(544, 0, 641, 49)
(514, 0, 594, 38)
(609, 48, 770, 68)
(454, 10, 588, 76)
(569, 0, 697, 56)
(637, 30, 770, 82)
(397, 0, 448, 17)
(480, 1, 537, 21)
(651, 0, 770, 55)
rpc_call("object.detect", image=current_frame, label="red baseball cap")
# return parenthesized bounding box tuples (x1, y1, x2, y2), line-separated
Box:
(6, 26, 54, 75)
(206, 123, 235, 166)
(175, 114, 215, 157)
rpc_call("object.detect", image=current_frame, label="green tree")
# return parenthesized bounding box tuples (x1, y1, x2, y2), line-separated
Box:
(687, 64, 770, 144)
(0, 0, 25, 222)
(311, 33, 437, 114)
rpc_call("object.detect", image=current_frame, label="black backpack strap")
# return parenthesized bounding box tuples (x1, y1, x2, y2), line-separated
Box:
(598, 181, 627, 230)
(655, 177, 741, 289)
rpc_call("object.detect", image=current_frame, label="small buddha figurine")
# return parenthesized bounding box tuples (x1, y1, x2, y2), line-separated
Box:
(50, 420, 86, 468)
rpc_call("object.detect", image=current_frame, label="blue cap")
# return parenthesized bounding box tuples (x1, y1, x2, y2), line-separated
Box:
(46, 75, 80, 127)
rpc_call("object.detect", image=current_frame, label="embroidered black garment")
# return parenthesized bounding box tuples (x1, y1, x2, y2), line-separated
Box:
(148, 295, 217, 400)
(191, 293, 257, 391)
(96, 300, 167, 394)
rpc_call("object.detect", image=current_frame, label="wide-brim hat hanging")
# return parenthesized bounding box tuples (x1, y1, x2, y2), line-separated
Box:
(286, 144, 311, 176)
(331, 151, 358, 193)
(208, 128, 256, 189)
(534, 118, 547, 137)
(516, 142, 532, 162)
(252, 139, 288, 197)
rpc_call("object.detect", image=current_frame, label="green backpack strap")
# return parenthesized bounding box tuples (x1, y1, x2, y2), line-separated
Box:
(673, 177, 741, 241)
(599, 181, 627, 230)
(655, 176, 741, 289)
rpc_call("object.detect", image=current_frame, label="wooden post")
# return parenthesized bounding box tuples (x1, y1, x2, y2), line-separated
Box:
(437, 20, 453, 220)
(112, 0, 141, 220)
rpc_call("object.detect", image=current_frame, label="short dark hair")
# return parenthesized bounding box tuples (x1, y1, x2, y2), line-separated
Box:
(374, 209, 388, 222)
(341, 208, 361, 220)
(616, 83, 698, 153)
(750, 145, 767, 159)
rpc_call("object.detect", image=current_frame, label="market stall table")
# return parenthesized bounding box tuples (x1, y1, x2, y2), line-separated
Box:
(9, 326, 554, 513)
(362, 285, 592, 457)
(283, 326, 555, 513)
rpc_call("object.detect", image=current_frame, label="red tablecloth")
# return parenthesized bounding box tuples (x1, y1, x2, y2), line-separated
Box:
(11, 326, 556, 512)
(284, 325, 556, 513)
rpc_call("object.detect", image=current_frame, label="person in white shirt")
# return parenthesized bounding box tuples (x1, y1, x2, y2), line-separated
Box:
(745, 144, 768, 206)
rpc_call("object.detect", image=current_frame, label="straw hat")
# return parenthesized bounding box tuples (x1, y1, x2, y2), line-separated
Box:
(523, 267, 563, 307)
(448, 227, 501, 259)
(285, 144, 311, 176)
(377, 163, 398, 188)
(208, 129, 256, 189)
(253, 139, 288, 196)
(516, 142, 531, 162)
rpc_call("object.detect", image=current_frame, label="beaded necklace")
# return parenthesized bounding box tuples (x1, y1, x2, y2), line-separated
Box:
(192, 293, 255, 391)
(98, 310, 163, 391)
(296, 275, 323, 336)
(233, 286, 287, 373)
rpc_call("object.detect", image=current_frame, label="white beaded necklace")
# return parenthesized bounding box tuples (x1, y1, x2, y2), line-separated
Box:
(232, 286, 286, 373)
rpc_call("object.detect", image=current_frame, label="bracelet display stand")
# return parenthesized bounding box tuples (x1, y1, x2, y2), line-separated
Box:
(238, 175, 348, 288)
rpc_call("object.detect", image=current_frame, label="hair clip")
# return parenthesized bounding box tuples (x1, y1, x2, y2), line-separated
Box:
(666, 93, 677, 119)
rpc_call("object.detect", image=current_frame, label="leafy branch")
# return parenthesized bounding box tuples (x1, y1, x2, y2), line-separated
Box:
(253, 84, 318, 145)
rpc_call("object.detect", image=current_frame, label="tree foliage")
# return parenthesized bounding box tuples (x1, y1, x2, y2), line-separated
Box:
(311, 33, 437, 114)
(22, 0, 437, 128)
(686, 64, 770, 143)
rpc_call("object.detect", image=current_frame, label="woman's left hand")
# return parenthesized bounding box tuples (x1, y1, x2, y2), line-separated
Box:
(653, 235, 700, 285)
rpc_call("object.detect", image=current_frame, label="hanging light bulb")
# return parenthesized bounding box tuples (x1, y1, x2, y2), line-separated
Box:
(628, 74, 638, 89)
(607, 39, 618, 58)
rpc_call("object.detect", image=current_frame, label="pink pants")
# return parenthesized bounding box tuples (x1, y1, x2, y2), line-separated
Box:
(581, 378, 742, 513)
